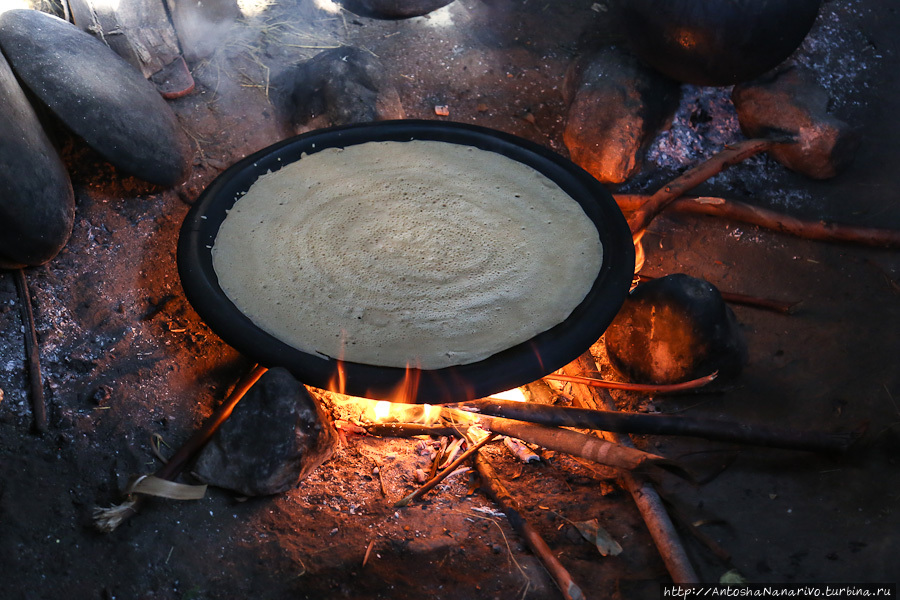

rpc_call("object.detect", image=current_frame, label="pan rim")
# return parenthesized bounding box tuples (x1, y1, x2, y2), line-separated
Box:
(177, 120, 634, 403)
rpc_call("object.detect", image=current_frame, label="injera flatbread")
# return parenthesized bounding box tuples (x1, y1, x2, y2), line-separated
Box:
(212, 140, 603, 369)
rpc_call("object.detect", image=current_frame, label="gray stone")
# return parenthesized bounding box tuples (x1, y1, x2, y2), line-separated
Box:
(0, 9, 191, 187)
(193, 368, 337, 497)
(732, 65, 860, 179)
(274, 47, 404, 131)
(563, 46, 680, 185)
(604, 274, 747, 384)
(0, 51, 74, 269)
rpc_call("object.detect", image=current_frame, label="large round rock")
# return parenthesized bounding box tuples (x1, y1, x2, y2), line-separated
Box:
(0, 51, 74, 269)
(605, 274, 747, 384)
(611, 0, 822, 86)
(0, 9, 191, 186)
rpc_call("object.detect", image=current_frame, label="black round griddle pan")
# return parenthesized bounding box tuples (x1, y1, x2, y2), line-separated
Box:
(178, 120, 634, 403)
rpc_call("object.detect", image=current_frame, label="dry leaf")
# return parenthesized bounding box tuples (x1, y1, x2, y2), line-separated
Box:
(574, 518, 623, 556)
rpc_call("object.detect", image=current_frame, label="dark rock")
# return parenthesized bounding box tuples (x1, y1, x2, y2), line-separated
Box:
(193, 368, 337, 497)
(732, 65, 860, 179)
(339, 0, 454, 19)
(274, 47, 404, 131)
(0, 9, 192, 187)
(563, 46, 680, 185)
(604, 274, 747, 384)
(0, 50, 74, 269)
(611, 0, 822, 86)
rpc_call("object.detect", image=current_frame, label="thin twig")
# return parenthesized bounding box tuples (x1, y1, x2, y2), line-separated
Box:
(93, 365, 268, 532)
(563, 354, 700, 583)
(14, 269, 46, 433)
(474, 453, 585, 600)
(394, 433, 498, 507)
(636, 273, 799, 315)
(628, 138, 784, 239)
(452, 399, 856, 453)
(617, 194, 900, 249)
(544, 371, 717, 393)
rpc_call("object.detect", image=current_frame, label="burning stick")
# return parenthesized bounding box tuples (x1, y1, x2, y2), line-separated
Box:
(93, 365, 268, 532)
(364, 423, 461, 438)
(452, 399, 856, 453)
(13, 269, 47, 433)
(393, 432, 498, 507)
(474, 452, 586, 600)
(563, 354, 699, 584)
(627, 137, 786, 239)
(544, 371, 718, 394)
(477, 416, 680, 474)
(617, 194, 900, 249)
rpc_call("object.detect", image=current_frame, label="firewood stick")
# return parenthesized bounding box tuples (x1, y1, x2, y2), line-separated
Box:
(93, 365, 268, 532)
(635, 273, 798, 315)
(616, 194, 900, 249)
(13, 269, 47, 433)
(563, 354, 699, 584)
(474, 453, 586, 600)
(544, 371, 718, 394)
(452, 399, 856, 453)
(364, 423, 462, 439)
(627, 138, 783, 239)
(475, 415, 679, 473)
(393, 432, 498, 507)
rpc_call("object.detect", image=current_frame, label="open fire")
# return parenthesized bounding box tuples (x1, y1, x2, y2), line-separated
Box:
(1, 0, 898, 598)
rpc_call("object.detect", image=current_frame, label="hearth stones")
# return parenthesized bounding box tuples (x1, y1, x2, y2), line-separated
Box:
(605, 274, 747, 384)
(339, 0, 455, 19)
(0, 9, 191, 187)
(192, 368, 337, 497)
(274, 47, 403, 131)
(0, 51, 74, 268)
(732, 65, 859, 179)
(563, 46, 679, 185)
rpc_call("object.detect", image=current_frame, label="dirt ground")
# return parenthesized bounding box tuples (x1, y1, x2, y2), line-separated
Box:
(1, 1, 899, 599)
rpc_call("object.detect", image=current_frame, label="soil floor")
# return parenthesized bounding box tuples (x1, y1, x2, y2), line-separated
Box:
(1, 1, 899, 599)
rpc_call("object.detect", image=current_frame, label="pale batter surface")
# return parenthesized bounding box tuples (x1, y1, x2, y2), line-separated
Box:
(212, 140, 603, 369)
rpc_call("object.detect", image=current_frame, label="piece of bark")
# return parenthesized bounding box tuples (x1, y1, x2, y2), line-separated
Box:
(605, 274, 748, 384)
(193, 368, 337, 496)
(732, 65, 860, 179)
(69, 0, 182, 79)
(563, 45, 680, 184)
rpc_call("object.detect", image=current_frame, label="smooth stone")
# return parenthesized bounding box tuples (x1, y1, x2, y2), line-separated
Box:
(563, 46, 680, 185)
(192, 368, 337, 497)
(0, 9, 191, 186)
(273, 46, 404, 131)
(732, 65, 860, 179)
(0, 50, 74, 269)
(605, 274, 748, 384)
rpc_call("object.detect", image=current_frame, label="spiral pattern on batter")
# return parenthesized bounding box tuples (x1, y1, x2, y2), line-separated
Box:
(213, 141, 602, 369)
